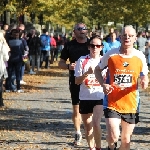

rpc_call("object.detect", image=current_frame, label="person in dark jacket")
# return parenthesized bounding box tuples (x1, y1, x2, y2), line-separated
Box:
(6, 29, 24, 93)
(29, 31, 42, 73)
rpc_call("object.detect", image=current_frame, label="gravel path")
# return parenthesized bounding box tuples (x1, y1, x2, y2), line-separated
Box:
(0, 74, 150, 150)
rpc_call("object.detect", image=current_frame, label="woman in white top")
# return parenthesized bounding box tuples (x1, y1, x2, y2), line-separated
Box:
(0, 30, 9, 106)
(75, 35, 105, 150)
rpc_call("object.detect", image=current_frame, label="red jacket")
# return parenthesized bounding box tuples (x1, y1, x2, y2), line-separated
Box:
(50, 37, 56, 47)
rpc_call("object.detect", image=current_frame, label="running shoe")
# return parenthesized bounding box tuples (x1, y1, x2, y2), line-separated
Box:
(108, 142, 117, 150)
(73, 133, 82, 146)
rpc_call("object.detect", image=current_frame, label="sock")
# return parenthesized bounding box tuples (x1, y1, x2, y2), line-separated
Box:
(90, 147, 96, 150)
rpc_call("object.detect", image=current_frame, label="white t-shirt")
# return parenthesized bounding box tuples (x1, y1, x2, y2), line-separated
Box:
(74, 55, 104, 100)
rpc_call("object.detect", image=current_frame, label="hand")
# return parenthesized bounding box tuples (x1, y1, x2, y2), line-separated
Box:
(140, 76, 149, 89)
(102, 84, 114, 95)
(140, 80, 149, 89)
(69, 63, 76, 70)
(87, 66, 95, 74)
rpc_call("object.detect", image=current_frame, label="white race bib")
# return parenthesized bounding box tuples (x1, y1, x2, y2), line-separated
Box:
(85, 74, 100, 88)
(114, 74, 132, 88)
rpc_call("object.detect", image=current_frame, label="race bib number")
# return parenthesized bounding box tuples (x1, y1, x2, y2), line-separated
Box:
(85, 74, 100, 87)
(114, 74, 132, 88)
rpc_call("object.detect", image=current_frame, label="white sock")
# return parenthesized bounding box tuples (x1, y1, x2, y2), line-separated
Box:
(76, 131, 81, 135)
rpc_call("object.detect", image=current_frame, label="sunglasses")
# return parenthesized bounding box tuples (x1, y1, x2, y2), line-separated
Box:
(89, 44, 103, 48)
(75, 27, 88, 31)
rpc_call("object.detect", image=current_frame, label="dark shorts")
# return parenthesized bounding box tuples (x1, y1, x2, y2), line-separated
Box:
(69, 81, 80, 105)
(79, 100, 103, 114)
(104, 108, 139, 124)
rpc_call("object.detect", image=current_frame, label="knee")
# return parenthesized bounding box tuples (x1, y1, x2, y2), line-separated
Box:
(121, 135, 131, 146)
(107, 131, 120, 143)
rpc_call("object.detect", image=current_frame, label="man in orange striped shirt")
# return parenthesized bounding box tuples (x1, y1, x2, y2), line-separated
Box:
(95, 25, 149, 150)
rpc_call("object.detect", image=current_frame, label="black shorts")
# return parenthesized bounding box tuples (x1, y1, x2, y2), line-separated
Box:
(79, 100, 103, 114)
(69, 81, 80, 105)
(104, 108, 139, 124)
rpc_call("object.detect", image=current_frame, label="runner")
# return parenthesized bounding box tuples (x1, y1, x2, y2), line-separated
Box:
(95, 25, 149, 150)
(74, 35, 105, 150)
(58, 23, 89, 145)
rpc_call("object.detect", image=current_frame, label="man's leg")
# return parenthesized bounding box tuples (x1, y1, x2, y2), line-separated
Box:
(104, 108, 121, 150)
(40, 51, 44, 68)
(72, 104, 82, 130)
(105, 118, 121, 149)
(70, 82, 82, 145)
(93, 104, 103, 149)
(119, 119, 136, 150)
(31, 55, 35, 71)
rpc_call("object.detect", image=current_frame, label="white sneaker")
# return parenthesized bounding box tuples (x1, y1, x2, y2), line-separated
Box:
(5, 90, 10, 93)
(29, 71, 36, 75)
(17, 89, 24, 93)
(20, 80, 27, 85)
(74, 133, 82, 146)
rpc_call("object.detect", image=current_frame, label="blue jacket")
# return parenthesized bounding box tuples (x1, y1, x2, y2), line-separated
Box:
(40, 34, 51, 51)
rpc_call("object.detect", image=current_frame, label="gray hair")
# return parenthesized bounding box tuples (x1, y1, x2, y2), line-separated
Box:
(121, 25, 136, 35)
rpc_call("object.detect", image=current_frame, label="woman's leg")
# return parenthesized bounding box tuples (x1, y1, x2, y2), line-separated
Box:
(82, 113, 95, 148)
(92, 105, 103, 149)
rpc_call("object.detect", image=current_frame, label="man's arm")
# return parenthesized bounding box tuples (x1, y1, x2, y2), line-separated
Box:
(58, 59, 68, 70)
(95, 66, 105, 85)
(95, 65, 114, 95)
(58, 59, 76, 70)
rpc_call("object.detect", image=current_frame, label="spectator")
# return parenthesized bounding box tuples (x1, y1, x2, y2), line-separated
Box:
(6, 29, 24, 93)
(40, 29, 51, 69)
(50, 33, 57, 64)
(29, 31, 42, 73)
(108, 32, 121, 49)
(3, 24, 10, 44)
(19, 30, 29, 83)
(104, 27, 114, 42)
(137, 31, 147, 54)
(0, 30, 9, 106)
